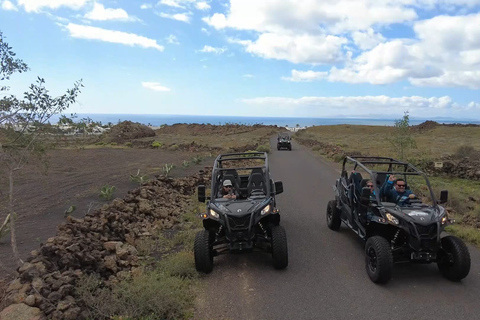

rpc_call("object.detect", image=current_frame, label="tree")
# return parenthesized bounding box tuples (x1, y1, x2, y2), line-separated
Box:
(0, 31, 83, 268)
(388, 111, 416, 160)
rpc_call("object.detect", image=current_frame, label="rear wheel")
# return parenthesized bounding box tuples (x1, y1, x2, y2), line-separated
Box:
(365, 236, 393, 284)
(194, 230, 214, 273)
(437, 236, 471, 281)
(271, 226, 288, 269)
(326, 200, 341, 230)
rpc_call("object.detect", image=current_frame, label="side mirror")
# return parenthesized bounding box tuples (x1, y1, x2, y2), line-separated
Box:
(198, 185, 206, 203)
(439, 190, 448, 204)
(274, 181, 284, 195)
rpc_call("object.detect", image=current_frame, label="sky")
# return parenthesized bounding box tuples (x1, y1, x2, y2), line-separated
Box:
(1, 0, 480, 120)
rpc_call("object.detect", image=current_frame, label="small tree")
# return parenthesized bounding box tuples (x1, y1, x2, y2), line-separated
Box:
(0, 31, 82, 267)
(388, 111, 416, 160)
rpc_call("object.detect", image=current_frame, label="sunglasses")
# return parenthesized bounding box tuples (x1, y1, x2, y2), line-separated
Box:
(224, 185, 232, 188)
(396, 184, 406, 187)
(367, 185, 374, 188)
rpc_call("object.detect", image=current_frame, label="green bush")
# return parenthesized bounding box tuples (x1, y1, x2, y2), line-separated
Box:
(256, 144, 271, 153)
(152, 141, 163, 148)
(312, 145, 322, 152)
(130, 169, 149, 185)
(99, 184, 116, 200)
(168, 144, 179, 151)
(162, 163, 175, 176)
(125, 142, 133, 148)
(76, 268, 197, 320)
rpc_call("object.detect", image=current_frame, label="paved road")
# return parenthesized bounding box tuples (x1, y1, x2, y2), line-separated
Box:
(195, 138, 480, 320)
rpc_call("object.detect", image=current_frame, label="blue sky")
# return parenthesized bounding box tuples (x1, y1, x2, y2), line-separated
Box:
(1, 0, 480, 120)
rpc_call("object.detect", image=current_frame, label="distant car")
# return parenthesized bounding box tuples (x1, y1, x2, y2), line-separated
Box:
(327, 156, 471, 284)
(195, 152, 287, 273)
(277, 133, 292, 151)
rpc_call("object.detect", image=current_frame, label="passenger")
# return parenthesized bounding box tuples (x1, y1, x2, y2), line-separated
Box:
(364, 180, 377, 221)
(381, 175, 416, 206)
(217, 179, 239, 200)
(365, 180, 377, 201)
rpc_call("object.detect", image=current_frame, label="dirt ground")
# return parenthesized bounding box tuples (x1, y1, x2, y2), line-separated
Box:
(0, 122, 282, 298)
(0, 148, 211, 273)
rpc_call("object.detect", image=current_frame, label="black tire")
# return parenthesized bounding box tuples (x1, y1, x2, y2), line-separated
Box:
(271, 225, 288, 269)
(437, 236, 471, 281)
(194, 230, 214, 273)
(288, 146, 292, 151)
(326, 200, 341, 231)
(365, 236, 393, 284)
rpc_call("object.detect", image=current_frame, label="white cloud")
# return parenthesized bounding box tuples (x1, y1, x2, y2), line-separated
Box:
(166, 34, 179, 44)
(241, 95, 478, 118)
(140, 3, 152, 9)
(328, 13, 480, 88)
(18, 0, 89, 12)
(195, 1, 210, 10)
(201, 27, 210, 35)
(65, 23, 164, 51)
(203, 0, 417, 34)
(243, 74, 254, 78)
(351, 28, 385, 50)
(158, 12, 191, 23)
(282, 70, 328, 82)
(1, 0, 17, 11)
(84, 3, 134, 21)
(142, 82, 171, 92)
(229, 33, 347, 65)
(158, 0, 185, 9)
(199, 45, 226, 54)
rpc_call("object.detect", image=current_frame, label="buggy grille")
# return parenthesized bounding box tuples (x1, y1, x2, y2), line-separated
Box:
(412, 223, 437, 238)
(228, 215, 251, 230)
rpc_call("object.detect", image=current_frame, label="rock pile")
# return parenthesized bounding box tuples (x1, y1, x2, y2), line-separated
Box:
(0, 171, 210, 320)
(102, 121, 156, 144)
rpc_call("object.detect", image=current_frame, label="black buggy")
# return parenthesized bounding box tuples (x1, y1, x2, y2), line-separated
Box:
(277, 133, 292, 151)
(327, 156, 471, 284)
(194, 152, 288, 273)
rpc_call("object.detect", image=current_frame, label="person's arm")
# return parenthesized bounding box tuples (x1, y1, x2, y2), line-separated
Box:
(380, 175, 395, 201)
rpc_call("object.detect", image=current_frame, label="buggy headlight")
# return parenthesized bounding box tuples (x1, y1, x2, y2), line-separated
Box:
(386, 213, 399, 225)
(209, 209, 219, 219)
(261, 205, 271, 216)
(441, 216, 447, 225)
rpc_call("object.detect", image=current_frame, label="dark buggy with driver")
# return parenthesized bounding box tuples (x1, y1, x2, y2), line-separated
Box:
(194, 152, 288, 273)
(326, 156, 471, 284)
(277, 133, 292, 151)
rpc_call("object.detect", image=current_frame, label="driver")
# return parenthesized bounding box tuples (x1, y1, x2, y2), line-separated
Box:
(217, 179, 239, 200)
(381, 175, 416, 206)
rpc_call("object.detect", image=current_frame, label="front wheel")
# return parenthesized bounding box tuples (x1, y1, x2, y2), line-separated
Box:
(194, 230, 214, 273)
(326, 200, 341, 230)
(271, 226, 288, 269)
(365, 236, 393, 284)
(437, 236, 471, 281)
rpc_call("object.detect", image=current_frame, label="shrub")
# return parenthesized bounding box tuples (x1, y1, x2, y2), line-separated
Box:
(312, 145, 322, 152)
(76, 268, 196, 320)
(152, 141, 163, 148)
(99, 184, 116, 200)
(125, 142, 133, 148)
(168, 144, 179, 151)
(453, 145, 480, 160)
(163, 163, 175, 176)
(256, 144, 271, 153)
(182, 160, 190, 168)
(130, 169, 149, 185)
(191, 156, 202, 165)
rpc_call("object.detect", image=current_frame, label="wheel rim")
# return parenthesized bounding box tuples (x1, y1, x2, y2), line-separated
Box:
(367, 247, 377, 272)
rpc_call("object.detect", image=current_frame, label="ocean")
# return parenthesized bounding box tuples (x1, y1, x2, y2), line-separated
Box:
(51, 114, 480, 128)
